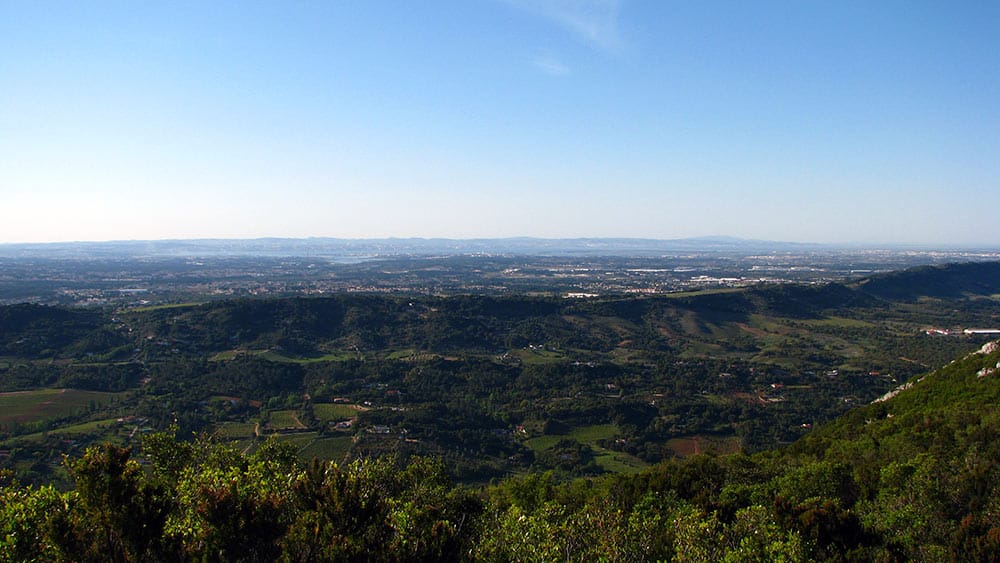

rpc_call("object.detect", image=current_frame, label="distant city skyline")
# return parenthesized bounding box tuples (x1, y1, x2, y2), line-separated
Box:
(3, 1, 999, 246)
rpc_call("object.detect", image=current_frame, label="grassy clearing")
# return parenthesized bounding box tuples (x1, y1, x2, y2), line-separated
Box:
(576, 426, 646, 473)
(0, 389, 126, 424)
(313, 403, 360, 422)
(568, 423, 618, 443)
(593, 451, 645, 474)
(523, 435, 561, 451)
(49, 418, 123, 436)
(275, 431, 319, 449)
(7, 418, 124, 444)
(525, 424, 620, 451)
(261, 351, 356, 364)
(209, 349, 356, 363)
(385, 349, 421, 360)
(299, 436, 354, 462)
(524, 424, 647, 474)
(513, 348, 566, 365)
(268, 410, 305, 430)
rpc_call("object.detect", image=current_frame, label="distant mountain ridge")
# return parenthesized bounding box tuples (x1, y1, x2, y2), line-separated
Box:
(0, 236, 831, 259)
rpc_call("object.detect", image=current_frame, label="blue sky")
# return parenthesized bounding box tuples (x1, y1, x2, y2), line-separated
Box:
(2, 1, 999, 245)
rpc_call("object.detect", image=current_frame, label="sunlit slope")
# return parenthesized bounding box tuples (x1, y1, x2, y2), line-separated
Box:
(791, 339, 1000, 463)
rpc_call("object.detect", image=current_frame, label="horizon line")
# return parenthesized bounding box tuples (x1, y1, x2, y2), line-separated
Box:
(1, 235, 999, 251)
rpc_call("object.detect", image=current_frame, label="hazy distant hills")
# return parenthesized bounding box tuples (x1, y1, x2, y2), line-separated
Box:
(0, 236, 831, 260)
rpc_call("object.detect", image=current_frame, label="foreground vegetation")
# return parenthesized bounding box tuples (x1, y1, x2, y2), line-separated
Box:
(3, 339, 1000, 561)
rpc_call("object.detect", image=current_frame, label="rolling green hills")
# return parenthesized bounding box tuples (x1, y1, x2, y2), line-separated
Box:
(1, 261, 999, 488)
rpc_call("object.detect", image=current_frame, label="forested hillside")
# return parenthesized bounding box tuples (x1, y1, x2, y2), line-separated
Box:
(2, 263, 1000, 486)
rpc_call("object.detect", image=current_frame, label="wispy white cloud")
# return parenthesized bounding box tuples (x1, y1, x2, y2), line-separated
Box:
(504, 0, 625, 52)
(532, 53, 572, 76)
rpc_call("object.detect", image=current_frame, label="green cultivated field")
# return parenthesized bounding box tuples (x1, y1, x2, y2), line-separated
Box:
(524, 423, 647, 473)
(593, 451, 645, 474)
(524, 434, 560, 451)
(298, 436, 354, 462)
(313, 403, 360, 421)
(525, 424, 619, 451)
(8, 418, 125, 444)
(274, 431, 319, 448)
(568, 423, 618, 443)
(268, 410, 306, 429)
(513, 348, 567, 365)
(45, 418, 124, 439)
(260, 351, 357, 364)
(0, 389, 126, 424)
(210, 349, 356, 363)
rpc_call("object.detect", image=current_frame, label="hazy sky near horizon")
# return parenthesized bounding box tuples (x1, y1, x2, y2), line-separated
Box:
(2, 1, 999, 245)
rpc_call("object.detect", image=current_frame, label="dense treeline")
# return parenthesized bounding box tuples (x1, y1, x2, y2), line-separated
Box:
(4, 341, 1000, 561)
(0, 304, 125, 358)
